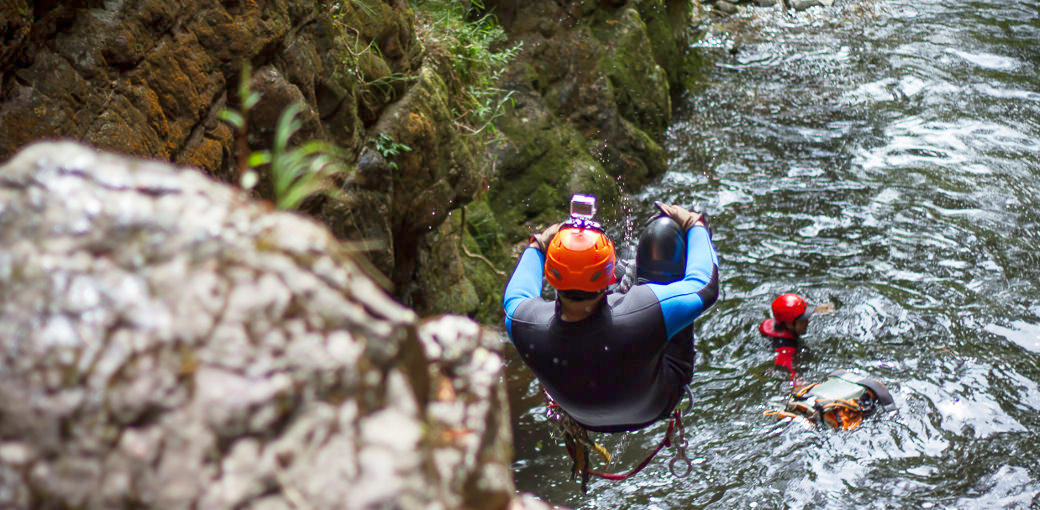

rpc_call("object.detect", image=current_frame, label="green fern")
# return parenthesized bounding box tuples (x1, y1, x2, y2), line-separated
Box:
(219, 64, 349, 210)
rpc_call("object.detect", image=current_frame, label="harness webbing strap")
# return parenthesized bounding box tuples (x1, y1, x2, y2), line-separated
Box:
(543, 389, 687, 485)
(583, 411, 680, 481)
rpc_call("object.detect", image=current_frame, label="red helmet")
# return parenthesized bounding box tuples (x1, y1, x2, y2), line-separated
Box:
(544, 227, 617, 292)
(772, 293, 809, 322)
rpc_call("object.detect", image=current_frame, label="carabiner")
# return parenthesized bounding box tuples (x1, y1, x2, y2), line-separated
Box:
(668, 448, 693, 478)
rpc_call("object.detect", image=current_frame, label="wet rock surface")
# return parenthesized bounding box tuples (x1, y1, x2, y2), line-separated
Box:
(0, 142, 549, 509)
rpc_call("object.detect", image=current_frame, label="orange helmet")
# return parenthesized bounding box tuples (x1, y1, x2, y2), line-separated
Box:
(544, 227, 617, 292)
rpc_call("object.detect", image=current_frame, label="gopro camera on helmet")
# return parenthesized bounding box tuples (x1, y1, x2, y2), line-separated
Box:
(570, 194, 596, 220)
(567, 194, 601, 230)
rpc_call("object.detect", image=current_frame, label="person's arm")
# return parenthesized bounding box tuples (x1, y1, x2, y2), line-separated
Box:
(503, 245, 546, 337)
(504, 223, 562, 336)
(647, 225, 719, 339)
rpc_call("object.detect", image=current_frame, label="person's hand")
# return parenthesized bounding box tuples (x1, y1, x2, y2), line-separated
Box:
(611, 259, 637, 294)
(654, 202, 707, 232)
(529, 222, 565, 252)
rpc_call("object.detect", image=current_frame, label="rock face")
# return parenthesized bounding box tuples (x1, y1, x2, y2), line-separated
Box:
(484, 0, 694, 234)
(0, 1, 705, 323)
(0, 0, 486, 318)
(450, 0, 698, 323)
(0, 142, 545, 510)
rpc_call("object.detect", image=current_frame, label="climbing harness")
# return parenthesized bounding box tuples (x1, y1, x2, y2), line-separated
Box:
(543, 387, 693, 493)
(765, 369, 896, 430)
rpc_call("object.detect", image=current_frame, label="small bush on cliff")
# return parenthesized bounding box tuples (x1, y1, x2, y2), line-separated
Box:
(372, 133, 412, 169)
(411, 0, 519, 139)
(219, 65, 350, 211)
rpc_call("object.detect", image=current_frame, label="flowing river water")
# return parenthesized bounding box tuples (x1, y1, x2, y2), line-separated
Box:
(503, 0, 1040, 508)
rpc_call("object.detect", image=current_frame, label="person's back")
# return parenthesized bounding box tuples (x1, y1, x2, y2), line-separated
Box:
(509, 286, 685, 431)
(504, 201, 719, 432)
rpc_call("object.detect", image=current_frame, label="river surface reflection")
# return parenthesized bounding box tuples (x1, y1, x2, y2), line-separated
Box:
(506, 0, 1040, 508)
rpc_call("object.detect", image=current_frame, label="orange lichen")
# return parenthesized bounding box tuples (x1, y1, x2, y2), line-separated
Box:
(406, 111, 433, 137)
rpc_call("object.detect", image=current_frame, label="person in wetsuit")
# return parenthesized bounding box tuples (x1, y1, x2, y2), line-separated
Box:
(759, 293, 833, 379)
(503, 203, 719, 433)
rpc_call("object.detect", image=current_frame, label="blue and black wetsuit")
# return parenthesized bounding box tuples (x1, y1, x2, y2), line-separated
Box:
(503, 222, 719, 432)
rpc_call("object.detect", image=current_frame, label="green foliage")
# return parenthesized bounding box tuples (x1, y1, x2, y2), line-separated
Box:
(217, 65, 260, 132)
(372, 133, 412, 169)
(258, 104, 350, 211)
(410, 0, 520, 139)
(321, 1, 417, 102)
(219, 64, 350, 211)
(348, 0, 377, 18)
(365, 71, 413, 102)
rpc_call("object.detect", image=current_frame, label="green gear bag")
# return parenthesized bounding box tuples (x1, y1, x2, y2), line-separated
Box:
(784, 370, 895, 430)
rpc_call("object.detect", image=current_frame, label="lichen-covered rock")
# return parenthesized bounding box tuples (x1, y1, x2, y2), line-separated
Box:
(0, 2, 421, 170)
(0, 1, 486, 320)
(0, 142, 549, 510)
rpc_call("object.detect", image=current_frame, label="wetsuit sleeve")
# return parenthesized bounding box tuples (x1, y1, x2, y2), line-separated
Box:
(503, 247, 545, 338)
(647, 226, 719, 339)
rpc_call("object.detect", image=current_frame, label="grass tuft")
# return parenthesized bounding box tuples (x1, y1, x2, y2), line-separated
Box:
(411, 0, 520, 141)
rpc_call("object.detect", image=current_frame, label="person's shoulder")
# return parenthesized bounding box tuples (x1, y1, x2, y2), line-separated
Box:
(606, 285, 659, 312)
(512, 296, 556, 319)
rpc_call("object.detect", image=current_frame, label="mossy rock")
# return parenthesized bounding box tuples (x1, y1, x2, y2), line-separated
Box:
(415, 212, 481, 317)
(457, 199, 511, 324)
(487, 90, 620, 242)
(635, 0, 693, 88)
(592, 7, 671, 138)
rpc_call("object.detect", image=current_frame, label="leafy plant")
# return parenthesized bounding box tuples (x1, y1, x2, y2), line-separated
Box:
(252, 104, 349, 210)
(217, 64, 261, 182)
(219, 64, 349, 210)
(410, 0, 520, 140)
(364, 71, 414, 102)
(372, 133, 412, 169)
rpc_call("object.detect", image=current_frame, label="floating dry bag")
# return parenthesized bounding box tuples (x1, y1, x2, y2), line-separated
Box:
(768, 369, 895, 430)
